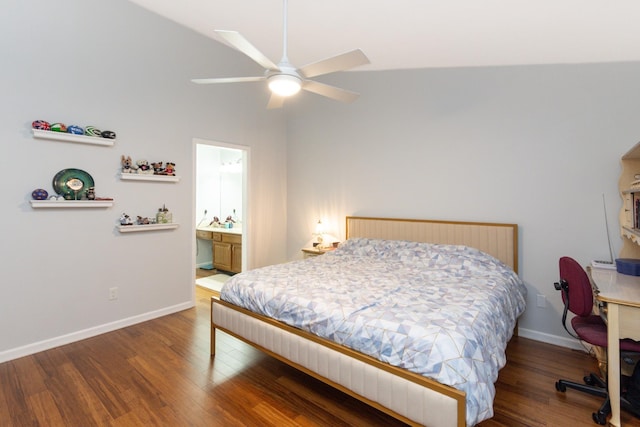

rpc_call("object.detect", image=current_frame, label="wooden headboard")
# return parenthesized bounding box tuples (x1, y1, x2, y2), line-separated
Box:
(346, 216, 519, 273)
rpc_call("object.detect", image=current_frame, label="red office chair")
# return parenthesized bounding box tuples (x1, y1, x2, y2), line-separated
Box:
(554, 256, 640, 424)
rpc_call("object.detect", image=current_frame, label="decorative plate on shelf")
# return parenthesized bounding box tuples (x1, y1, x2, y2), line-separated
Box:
(52, 168, 94, 200)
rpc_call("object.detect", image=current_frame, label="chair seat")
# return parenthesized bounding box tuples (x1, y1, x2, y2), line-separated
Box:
(572, 315, 608, 346)
(572, 315, 640, 352)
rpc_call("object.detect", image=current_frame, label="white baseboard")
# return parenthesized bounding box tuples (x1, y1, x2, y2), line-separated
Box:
(518, 327, 586, 351)
(0, 301, 194, 364)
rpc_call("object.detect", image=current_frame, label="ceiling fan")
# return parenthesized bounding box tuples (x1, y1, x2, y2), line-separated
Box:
(191, 0, 370, 109)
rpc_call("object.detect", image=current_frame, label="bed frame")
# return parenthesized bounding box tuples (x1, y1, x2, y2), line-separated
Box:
(210, 216, 519, 427)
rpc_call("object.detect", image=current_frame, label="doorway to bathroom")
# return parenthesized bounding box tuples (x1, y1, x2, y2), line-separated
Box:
(194, 138, 248, 293)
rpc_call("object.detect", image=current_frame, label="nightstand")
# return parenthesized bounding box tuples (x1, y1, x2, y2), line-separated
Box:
(301, 247, 332, 258)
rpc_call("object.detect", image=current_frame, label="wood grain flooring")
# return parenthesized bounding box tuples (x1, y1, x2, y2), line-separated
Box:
(1, 286, 639, 426)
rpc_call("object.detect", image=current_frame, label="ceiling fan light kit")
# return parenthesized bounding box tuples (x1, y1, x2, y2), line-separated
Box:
(192, 0, 370, 108)
(268, 73, 301, 97)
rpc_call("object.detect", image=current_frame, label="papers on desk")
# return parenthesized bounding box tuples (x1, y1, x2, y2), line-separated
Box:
(591, 260, 617, 270)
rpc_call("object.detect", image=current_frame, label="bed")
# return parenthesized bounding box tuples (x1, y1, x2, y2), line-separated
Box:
(210, 216, 526, 426)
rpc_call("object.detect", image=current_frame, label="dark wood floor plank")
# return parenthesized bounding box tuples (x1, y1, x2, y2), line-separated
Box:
(27, 391, 66, 426)
(40, 363, 106, 426)
(1, 285, 640, 426)
(0, 362, 36, 426)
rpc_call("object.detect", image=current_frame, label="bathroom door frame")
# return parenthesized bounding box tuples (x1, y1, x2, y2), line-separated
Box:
(192, 137, 250, 298)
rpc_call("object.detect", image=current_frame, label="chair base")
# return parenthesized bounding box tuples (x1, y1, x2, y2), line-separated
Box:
(556, 373, 607, 397)
(556, 372, 640, 425)
(556, 373, 610, 425)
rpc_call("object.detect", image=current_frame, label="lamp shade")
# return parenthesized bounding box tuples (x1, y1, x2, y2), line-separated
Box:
(313, 220, 325, 245)
(268, 74, 302, 97)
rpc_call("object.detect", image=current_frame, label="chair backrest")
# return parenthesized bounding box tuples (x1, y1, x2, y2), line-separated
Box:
(558, 256, 594, 317)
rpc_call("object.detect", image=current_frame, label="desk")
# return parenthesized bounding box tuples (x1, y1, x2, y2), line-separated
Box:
(590, 268, 640, 426)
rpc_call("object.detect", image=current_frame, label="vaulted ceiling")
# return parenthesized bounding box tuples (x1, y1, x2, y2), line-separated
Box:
(129, 0, 640, 72)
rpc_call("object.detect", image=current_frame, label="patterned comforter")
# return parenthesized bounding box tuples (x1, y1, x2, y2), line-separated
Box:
(220, 238, 527, 426)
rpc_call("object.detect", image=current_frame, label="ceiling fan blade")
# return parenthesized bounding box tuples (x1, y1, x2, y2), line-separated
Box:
(266, 94, 285, 109)
(299, 49, 370, 78)
(215, 30, 279, 71)
(191, 76, 265, 84)
(302, 80, 360, 103)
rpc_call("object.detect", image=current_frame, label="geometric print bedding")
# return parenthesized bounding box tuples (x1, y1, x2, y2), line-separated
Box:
(221, 238, 527, 426)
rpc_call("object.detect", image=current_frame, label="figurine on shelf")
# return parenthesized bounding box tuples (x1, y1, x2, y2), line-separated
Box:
(120, 213, 133, 226)
(101, 130, 116, 139)
(121, 155, 136, 173)
(163, 162, 176, 176)
(32, 120, 51, 130)
(67, 125, 83, 135)
(86, 187, 95, 200)
(151, 161, 164, 175)
(136, 160, 153, 175)
(136, 216, 150, 225)
(31, 188, 48, 200)
(156, 204, 172, 224)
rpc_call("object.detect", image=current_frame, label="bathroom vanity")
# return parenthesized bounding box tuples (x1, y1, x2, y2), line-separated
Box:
(196, 226, 242, 273)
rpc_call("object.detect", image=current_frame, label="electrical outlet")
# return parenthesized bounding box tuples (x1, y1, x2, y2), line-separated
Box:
(109, 287, 118, 301)
(536, 294, 546, 308)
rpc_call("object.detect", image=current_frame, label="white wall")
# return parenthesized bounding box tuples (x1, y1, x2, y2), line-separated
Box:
(0, 0, 287, 361)
(285, 63, 640, 347)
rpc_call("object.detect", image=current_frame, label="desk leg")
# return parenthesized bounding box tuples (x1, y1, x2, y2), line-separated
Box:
(608, 303, 621, 427)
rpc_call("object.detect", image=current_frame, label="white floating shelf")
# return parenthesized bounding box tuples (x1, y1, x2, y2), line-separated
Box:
(32, 128, 115, 146)
(117, 223, 179, 233)
(30, 200, 114, 208)
(119, 173, 180, 182)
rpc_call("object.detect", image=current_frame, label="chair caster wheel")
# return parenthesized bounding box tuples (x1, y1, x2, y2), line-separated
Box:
(592, 411, 607, 425)
(555, 381, 566, 392)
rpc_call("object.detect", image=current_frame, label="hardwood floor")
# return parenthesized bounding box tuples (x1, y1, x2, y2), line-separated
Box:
(1, 286, 639, 426)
